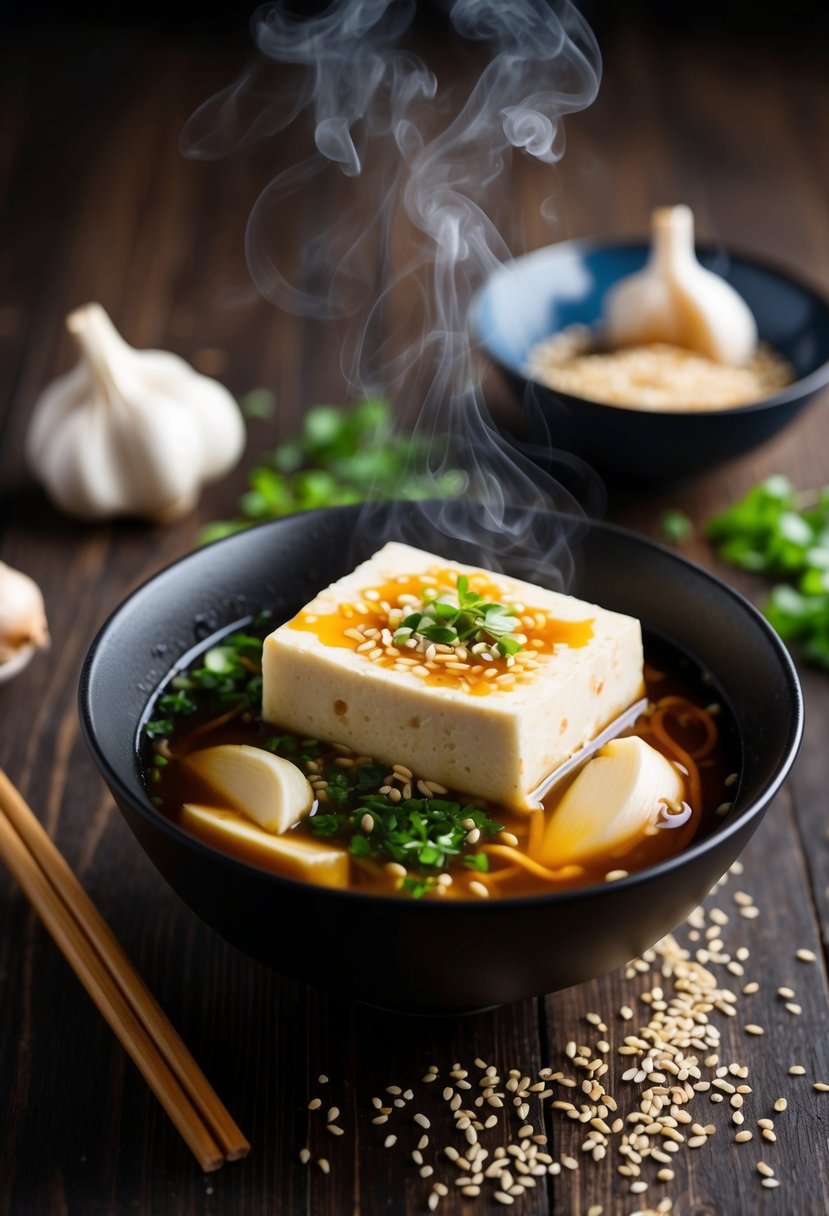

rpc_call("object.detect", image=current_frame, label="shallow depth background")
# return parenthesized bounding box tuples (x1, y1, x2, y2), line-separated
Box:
(1, 3, 829, 1214)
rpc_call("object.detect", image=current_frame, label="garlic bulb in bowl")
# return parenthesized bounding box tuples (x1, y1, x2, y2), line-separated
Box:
(0, 562, 49, 684)
(26, 304, 246, 523)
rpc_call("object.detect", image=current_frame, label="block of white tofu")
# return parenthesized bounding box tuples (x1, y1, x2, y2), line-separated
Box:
(262, 542, 644, 808)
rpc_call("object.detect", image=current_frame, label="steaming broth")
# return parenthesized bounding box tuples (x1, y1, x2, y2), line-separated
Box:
(142, 628, 737, 899)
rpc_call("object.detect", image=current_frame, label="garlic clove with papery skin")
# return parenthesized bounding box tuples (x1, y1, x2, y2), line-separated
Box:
(0, 561, 49, 684)
(604, 206, 758, 366)
(26, 304, 246, 523)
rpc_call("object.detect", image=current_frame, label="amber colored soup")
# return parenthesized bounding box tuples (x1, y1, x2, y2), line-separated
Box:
(142, 628, 739, 900)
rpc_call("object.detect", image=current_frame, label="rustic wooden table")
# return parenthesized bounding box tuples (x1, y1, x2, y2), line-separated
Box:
(2, 11, 829, 1215)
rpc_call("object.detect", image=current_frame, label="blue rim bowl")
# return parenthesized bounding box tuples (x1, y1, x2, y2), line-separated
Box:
(79, 505, 803, 1014)
(472, 238, 829, 484)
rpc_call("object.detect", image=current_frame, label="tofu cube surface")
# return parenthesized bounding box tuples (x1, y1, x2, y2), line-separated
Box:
(262, 542, 644, 808)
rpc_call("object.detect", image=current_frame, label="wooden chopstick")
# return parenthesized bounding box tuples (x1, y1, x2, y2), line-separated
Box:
(0, 768, 249, 1171)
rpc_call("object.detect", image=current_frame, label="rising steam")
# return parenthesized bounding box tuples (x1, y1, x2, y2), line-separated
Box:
(182, 0, 602, 588)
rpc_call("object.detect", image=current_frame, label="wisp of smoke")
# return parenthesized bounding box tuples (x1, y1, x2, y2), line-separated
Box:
(181, 0, 603, 588)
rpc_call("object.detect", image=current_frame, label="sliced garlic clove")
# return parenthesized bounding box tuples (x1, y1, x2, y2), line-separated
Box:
(181, 744, 315, 835)
(540, 736, 684, 867)
(181, 803, 348, 887)
(604, 205, 758, 366)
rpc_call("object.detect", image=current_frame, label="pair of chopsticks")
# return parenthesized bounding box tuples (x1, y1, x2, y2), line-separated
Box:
(0, 768, 249, 1172)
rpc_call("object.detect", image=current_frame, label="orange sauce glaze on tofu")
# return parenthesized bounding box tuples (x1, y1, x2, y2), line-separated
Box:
(286, 566, 594, 697)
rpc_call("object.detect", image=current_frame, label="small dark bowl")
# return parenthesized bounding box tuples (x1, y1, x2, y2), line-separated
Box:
(473, 238, 829, 484)
(79, 505, 802, 1014)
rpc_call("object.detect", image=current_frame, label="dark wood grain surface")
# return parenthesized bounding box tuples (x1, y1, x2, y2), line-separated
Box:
(2, 11, 829, 1215)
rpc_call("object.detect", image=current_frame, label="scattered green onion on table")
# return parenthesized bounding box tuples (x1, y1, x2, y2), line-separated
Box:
(707, 475, 829, 669)
(199, 397, 466, 545)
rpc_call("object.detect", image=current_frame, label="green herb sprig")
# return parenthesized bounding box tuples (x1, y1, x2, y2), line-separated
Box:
(200, 398, 466, 545)
(393, 574, 525, 658)
(707, 475, 829, 667)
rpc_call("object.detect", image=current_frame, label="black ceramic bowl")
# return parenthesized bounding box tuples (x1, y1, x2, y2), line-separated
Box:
(80, 506, 802, 1014)
(472, 238, 829, 484)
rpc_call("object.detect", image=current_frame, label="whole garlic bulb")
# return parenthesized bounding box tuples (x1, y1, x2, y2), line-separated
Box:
(26, 304, 246, 522)
(0, 561, 49, 684)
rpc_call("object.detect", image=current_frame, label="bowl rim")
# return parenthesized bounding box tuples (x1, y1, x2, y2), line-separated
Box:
(79, 508, 804, 912)
(472, 235, 829, 418)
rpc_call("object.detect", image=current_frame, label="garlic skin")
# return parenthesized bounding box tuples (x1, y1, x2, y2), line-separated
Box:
(604, 206, 758, 366)
(26, 304, 246, 522)
(0, 561, 49, 684)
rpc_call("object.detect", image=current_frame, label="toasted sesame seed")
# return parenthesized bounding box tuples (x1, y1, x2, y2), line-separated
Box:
(786, 1002, 803, 1015)
(756, 1162, 775, 1177)
(774, 1098, 787, 1113)
(744, 1024, 764, 1036)
(327, 1106, 339, 1122)
(740, 906, 760, 920)
(494, 1194, 514, 1206)
(630, 1180, 648, 1193)
(789, 1065, 806, 1075)
(299, 1147, 311, 1164)
(761, 1178, 781, 1189)
(414, 1113, 431, 1129)
(813, 1083, 829, 1092)
(384, 1135, 397, 1148)
(742, 982, 759, 995)
(308, 1098, 322, 1111)
(469, 881, 489, 899)
(796, 948, 817, 963)
(605, 869, 628, 882)
(735, 1130, 753, 1143)
(327, 1125, 344, 1136)
(317, 1158, 330, 1174)
(777, 986, 795, 999)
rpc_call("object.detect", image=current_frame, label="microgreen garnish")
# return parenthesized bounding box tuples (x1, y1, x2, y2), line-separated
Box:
(393, 574, 526, 658)
(707, 475, 829, 667)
